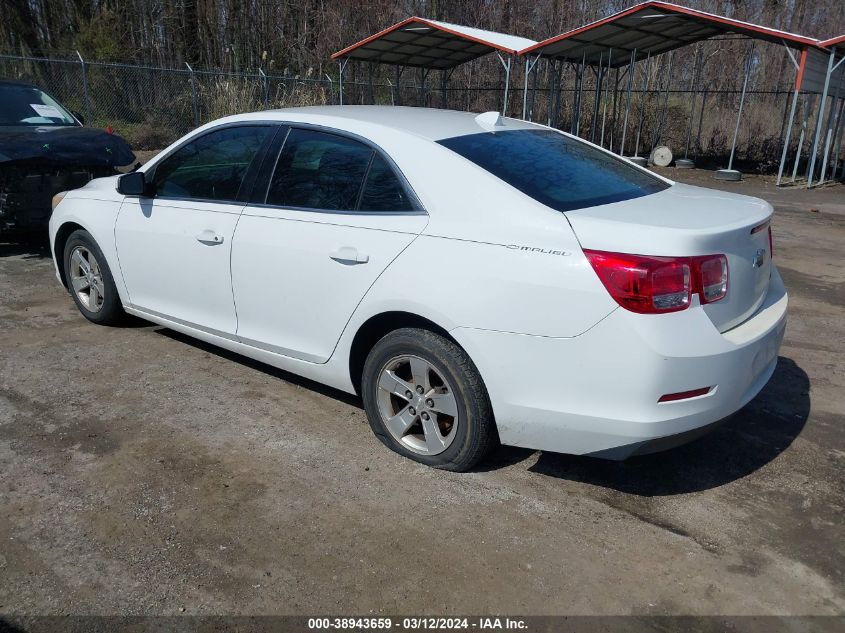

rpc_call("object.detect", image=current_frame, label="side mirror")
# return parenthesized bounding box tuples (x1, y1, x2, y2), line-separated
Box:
(117, 172, 148, 196)
(72, 110, 85, 125)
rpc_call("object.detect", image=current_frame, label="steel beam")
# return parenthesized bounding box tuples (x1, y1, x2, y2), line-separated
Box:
(600, 49, 613, 146)
(806, 52, 835, 186)
(725, 44, 754, 172)
(186, 62, 200, 125)
(791, 94, 815, 183)
(609, 66, 621, 150)
(830, 97, 845, 181)
(807, 50, 839, 187)
(496, 53, 513, 116)
(650, 52, 673, 158)
(682, 47, 701, 160)
(76, 51, 93, 125)
(633, 51, 651, 158)
(819, 73, 844, 184)
(590, 52, 605, 143)
(530, 55, 540, 121)
(776, 43, 802, 186)
(776, 89, 801, 186)
(338, 58, 348, 105)
(522, 54, 541, 120)
(695, 89, 708, 156)
(572, 54, 586, 135)
(619, 49, 636, 155)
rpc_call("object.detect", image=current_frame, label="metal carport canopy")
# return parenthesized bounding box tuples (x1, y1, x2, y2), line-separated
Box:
(331, 17, 536, 69)
(520, 1, 820, 66)
(819, 35, 845, 48)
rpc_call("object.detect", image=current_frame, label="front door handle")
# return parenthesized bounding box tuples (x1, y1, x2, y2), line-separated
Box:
(330, 246, 369, 265)
(196, 229, 224, 245)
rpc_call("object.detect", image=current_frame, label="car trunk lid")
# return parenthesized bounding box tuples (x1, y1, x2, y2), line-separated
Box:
(565, 182, 773, 332)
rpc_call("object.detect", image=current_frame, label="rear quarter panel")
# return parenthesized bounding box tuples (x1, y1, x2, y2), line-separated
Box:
(343, 137, 617, 339)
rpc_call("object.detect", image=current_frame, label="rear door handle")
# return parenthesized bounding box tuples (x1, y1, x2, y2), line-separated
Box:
(196, 229, 224, 245)
(330, 246, 369, 265)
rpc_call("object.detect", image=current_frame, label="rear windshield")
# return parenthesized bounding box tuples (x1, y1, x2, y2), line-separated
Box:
(437, 129, 668, 212)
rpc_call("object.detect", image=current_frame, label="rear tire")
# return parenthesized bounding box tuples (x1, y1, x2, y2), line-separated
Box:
(362, 328, 496, 471)
(63, 229, 124, 326)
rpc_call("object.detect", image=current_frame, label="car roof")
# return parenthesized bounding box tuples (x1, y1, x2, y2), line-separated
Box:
(235, 105, 541, 141)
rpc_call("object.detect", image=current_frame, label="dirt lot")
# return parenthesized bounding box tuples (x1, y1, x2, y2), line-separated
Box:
(0, 169, 843, 617)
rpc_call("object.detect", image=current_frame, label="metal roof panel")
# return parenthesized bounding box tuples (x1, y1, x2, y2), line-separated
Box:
(332, 17, 536, 68)
(522, 1, 822, 65)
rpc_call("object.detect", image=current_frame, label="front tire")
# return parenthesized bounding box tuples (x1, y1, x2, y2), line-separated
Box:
(63, 229, 124, 325)
(361, 328, 496, 471)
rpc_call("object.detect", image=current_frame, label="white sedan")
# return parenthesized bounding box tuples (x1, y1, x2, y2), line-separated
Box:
(49, 106, 787, 471)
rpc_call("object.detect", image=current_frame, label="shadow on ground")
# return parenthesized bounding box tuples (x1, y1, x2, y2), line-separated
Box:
(158, 322, 808, 497)
(156, 328, 364, 408)
(526, 356, 809, 496)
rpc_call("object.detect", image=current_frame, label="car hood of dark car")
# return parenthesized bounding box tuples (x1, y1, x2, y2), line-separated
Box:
(0, 125, 135, 166)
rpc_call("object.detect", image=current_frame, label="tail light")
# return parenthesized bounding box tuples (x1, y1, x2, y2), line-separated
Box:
(584, 250, 728, 314)
(695, 255, 728, 304)
(768, 225, 774, 258)
(583, 251, 691, 314)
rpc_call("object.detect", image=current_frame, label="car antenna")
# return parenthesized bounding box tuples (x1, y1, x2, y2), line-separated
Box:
(475, 111, 506, 132)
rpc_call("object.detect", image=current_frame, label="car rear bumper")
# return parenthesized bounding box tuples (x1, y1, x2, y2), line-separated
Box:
(451, 266, 788, 459)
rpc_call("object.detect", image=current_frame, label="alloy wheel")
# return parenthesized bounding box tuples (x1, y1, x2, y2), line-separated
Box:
(376, 354, 459, 455)
(69, 246, 105, 313)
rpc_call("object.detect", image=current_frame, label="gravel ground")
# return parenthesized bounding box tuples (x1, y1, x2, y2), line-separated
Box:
(0, 169, 843, 617)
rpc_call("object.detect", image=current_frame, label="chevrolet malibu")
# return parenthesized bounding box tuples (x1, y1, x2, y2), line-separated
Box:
(49, 106, 787, 471)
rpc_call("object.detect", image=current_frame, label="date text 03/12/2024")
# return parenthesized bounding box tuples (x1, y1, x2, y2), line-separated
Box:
(307, 617, 528, 630)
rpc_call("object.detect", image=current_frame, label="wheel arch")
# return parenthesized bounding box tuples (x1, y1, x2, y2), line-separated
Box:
(53, 221, 87, 288)
(348, 311, 462, 396)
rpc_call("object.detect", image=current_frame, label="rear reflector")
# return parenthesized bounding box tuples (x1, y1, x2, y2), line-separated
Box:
(658, 387, 712, 403)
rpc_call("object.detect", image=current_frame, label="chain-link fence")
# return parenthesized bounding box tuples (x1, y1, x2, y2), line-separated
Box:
(0, 54, 339, 150)
(0, 53, 803, 171)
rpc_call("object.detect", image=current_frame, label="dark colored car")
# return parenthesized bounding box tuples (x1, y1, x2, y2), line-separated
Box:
(0, 79, 135, 233)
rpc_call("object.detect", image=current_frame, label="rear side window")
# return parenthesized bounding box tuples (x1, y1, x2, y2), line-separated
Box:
(153, 125, 272, 201)
(266, 128, 415, 212)
(437, 129, 668, 212)
(360, 154, 414, 212)
(267, 128, 370, 211)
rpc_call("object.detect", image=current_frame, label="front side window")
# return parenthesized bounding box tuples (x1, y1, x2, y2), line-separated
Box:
(0, 84, 77, 126)
(153, 125, 272, 201)
(266, 128, 415, 212)
(438, 129, 668, 212)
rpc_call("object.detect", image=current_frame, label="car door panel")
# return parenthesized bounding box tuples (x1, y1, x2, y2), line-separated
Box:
(115, 198, 242, 334)
(230, 125, 428, 363)
(231, 208, 426, 363)
(113, 123, 276, 336)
